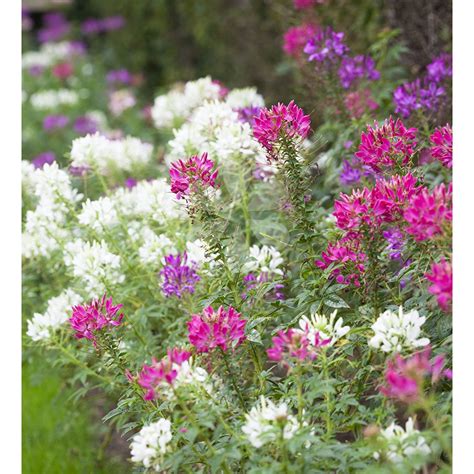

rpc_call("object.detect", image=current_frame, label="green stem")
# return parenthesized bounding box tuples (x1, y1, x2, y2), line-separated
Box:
(221, 349, 246, 411)
(321, 350, 333, 441)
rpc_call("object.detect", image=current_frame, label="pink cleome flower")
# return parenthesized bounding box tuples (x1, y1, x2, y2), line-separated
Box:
(69, 294, 124, 345)
(283, 24, 319, 58)
(187, 305, 247, 353)
(267, 328, 330, 366)
(316, 237, 366, 286)
(169, 152, 218, 199)
(333, 173, 420, 231)
(380, 346, 452, 403)
(404, 183, 452, 241)
(253, 101, 311, 161)
(344, 89, 379, 119)
(354, 117, 418, 173)
(138, 348, 191, 400)
(430, 124, 452, 168)
(425, 257, 453, 311)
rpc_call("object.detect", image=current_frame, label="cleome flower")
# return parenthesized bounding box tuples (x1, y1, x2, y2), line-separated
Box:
(243, 244, 284, 276)
(374, 418, 431, 468)
(187, 305, 247, 353)
(169, 152, 218, 200)
(380, 346, 452, 403)
(137, 348, 209, 400)
(160, 252, 201, 298)
(297, 310, 350, 346)
(253, 101, 311, 160)
(27, 289, 82, 342)
(425, 257, 452, 311)
(242, 396, 299, 448)
(368, 306, 430, 353)
(130, 419, 173, 472)
(69, 294, 124, 345)
(430, 124, 452, 168)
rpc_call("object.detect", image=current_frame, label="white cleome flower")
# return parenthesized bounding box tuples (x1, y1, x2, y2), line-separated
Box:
(138, 229, 176, 266)
(242, 396, 299, 448)
(130, 419, 173, 472)
(374, 418, 431, 467)
(225, 87, 265, 109)
(64, 239, 125, 297)
(243, 245, 284, 276)
(70, 133, 153, 173)
(368, 307, 430, 353)
(27, 289, 82, 341)
(30, 89, 79, 110)
(297, 310, 350, 346)
(185, 239, 217, 271)
(78, 196, 118, 232)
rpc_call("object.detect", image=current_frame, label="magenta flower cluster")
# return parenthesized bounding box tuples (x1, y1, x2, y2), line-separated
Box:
(304, 27, 349, 63)
(283, 24, 319, 58)
(138, 348, 192, 400)
(404, 183, 452, 241)
(425, 258, 453, 311)
(69, 294, 124, 345)
(253, 100, 311, 160)
(380, 346, 452, 403)
(187, 305, 247, 353)
(430, 124, 453, 168)
(169, 152, 218, 200)
(338, 55, 380, 89)
(160, 253, 200, 298)
(267, 328, 330, 367)
(354, 117, 418, 173)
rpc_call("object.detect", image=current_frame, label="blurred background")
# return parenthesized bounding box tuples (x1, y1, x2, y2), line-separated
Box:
(22, 1, 452, 472)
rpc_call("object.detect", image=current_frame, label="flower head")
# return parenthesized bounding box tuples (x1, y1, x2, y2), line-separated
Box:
(169, 152, 218, 200)
(43, 114, 69, 132)
(425, 258, 452, 311)
(267, 328, 330, 366)
(338, 55, 380, 89)
(283, 24, 319, 58)
(304, 27, 349, 63)
(426, 53, 452, 83)
(253, 101, 311, 160)
(242, 396, 299, 448)
(380, 346, 452, 403)
(354, 118, 418, 173)
(69, 294, 124, 345)
(404, 183, 452, 241)
(130, 419, 172, 471)
(187, 305, 247, 353)
(160, 253, 200, 298)
(430, 124, 452, 168)
(297, 310, 350, 345)
(368, 306, 430, 353)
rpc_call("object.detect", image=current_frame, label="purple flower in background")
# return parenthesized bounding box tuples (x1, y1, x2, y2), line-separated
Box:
(338, 55, 380, 89)
(81, 18, 102, 35)
(69, 41, 87, 56)
(237, 106, 262, 126)
(383, 228, 405, 260)
(339, 160, 361, 186)
(74, 116, 99, 135)
(160, 253, 200, 298)
(106, 69, 132, 85)
(101, 16, 126, 31)
(124, 178, 137, 188)
(43, 115, 69, 132)
(427, 54, 452, 83)
(28, 65, 44, 77)
(304, 27, 349, 63)
(32, 152, 56, 169)
(37, 13, 70, 43)
(69, 165, 90, 177)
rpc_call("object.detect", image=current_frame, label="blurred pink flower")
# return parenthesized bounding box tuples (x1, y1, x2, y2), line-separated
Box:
(425, 258, 453, 311)
(430, 124, 452, 168)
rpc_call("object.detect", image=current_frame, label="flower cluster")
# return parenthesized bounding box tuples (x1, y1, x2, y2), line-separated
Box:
(130, 419, 172, 472)
(304, 27, 348, 63)
(430, 124, 453, 168)
(169, 152, 219, 200)
(187, 306, 247, 353)
(380, 346, 452, 403)
(160, 253, 201, 298)
(253, 101, 311, 160)
(242, 396, 299, 448)
(425, 258, 453, 311)
(69, 294, 124, 345)
(338, 55, 380, 89)
(297, 310, 350, 346)
(283, 24, 319, 58)
(404, 183, 452, 241)
(368, 307, 430, 353)
(354, 118, 418, 173)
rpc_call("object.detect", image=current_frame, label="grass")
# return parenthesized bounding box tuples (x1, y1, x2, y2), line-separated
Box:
(22, 359, 129, 474)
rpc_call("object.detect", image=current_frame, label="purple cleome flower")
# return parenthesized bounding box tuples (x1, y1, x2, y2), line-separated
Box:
(160, 253, 200, 298)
